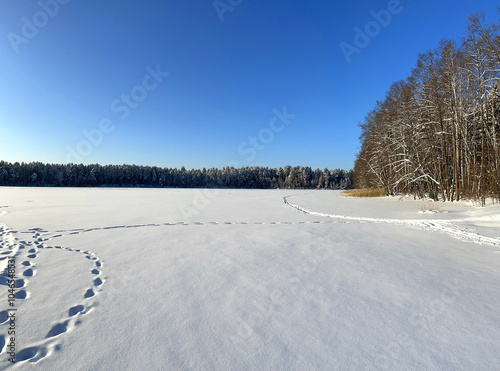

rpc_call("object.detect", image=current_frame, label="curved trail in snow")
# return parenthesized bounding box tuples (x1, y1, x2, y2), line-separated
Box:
(283, 195, 500, 249)
(0, 209, 105, 369)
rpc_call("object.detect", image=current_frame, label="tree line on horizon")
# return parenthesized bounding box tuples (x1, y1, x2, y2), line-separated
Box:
(0, 161, 353, 190)
(354, 13, 500, 203)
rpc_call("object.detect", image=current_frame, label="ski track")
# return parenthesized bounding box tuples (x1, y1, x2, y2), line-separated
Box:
(0, 194, 498, 366)
(283, 195, 500, 249)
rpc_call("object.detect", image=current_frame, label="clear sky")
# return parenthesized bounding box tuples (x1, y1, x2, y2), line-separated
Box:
(0, 0, 498, 170)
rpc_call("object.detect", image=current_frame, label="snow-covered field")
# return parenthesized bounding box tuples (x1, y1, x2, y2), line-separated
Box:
(0, 188, 499, 370)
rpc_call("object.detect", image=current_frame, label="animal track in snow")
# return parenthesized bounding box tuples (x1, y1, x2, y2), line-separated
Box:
(46, 321, 69, 338)
(15, 347, 38, 362)
(41, 219, 331, 241)
(15, 279, 25, 288)
(69, 305, 84, 317)
(84, 289, 95, 299)
(23, 268, 36, 277)
(0, 225, 106, 369)
(14, 290, 28, 300)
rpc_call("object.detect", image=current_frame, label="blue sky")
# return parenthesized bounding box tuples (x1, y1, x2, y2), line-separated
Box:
(0, 0, 498, 170)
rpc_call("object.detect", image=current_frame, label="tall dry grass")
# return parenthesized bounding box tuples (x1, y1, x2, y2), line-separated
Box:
(341, 188, 387, 198)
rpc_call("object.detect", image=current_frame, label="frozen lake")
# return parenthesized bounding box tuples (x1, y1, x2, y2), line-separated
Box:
(0, 188, 499, 370)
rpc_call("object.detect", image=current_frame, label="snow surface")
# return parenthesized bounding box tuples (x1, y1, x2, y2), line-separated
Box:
(0, 188, 499, 370)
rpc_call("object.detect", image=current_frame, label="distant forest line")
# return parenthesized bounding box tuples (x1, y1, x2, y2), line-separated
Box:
(354, 13, 500, 203)
(0, 161, 353, 190)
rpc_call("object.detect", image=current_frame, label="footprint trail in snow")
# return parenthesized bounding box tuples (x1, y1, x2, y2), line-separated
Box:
(0, 221, 105, 368)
